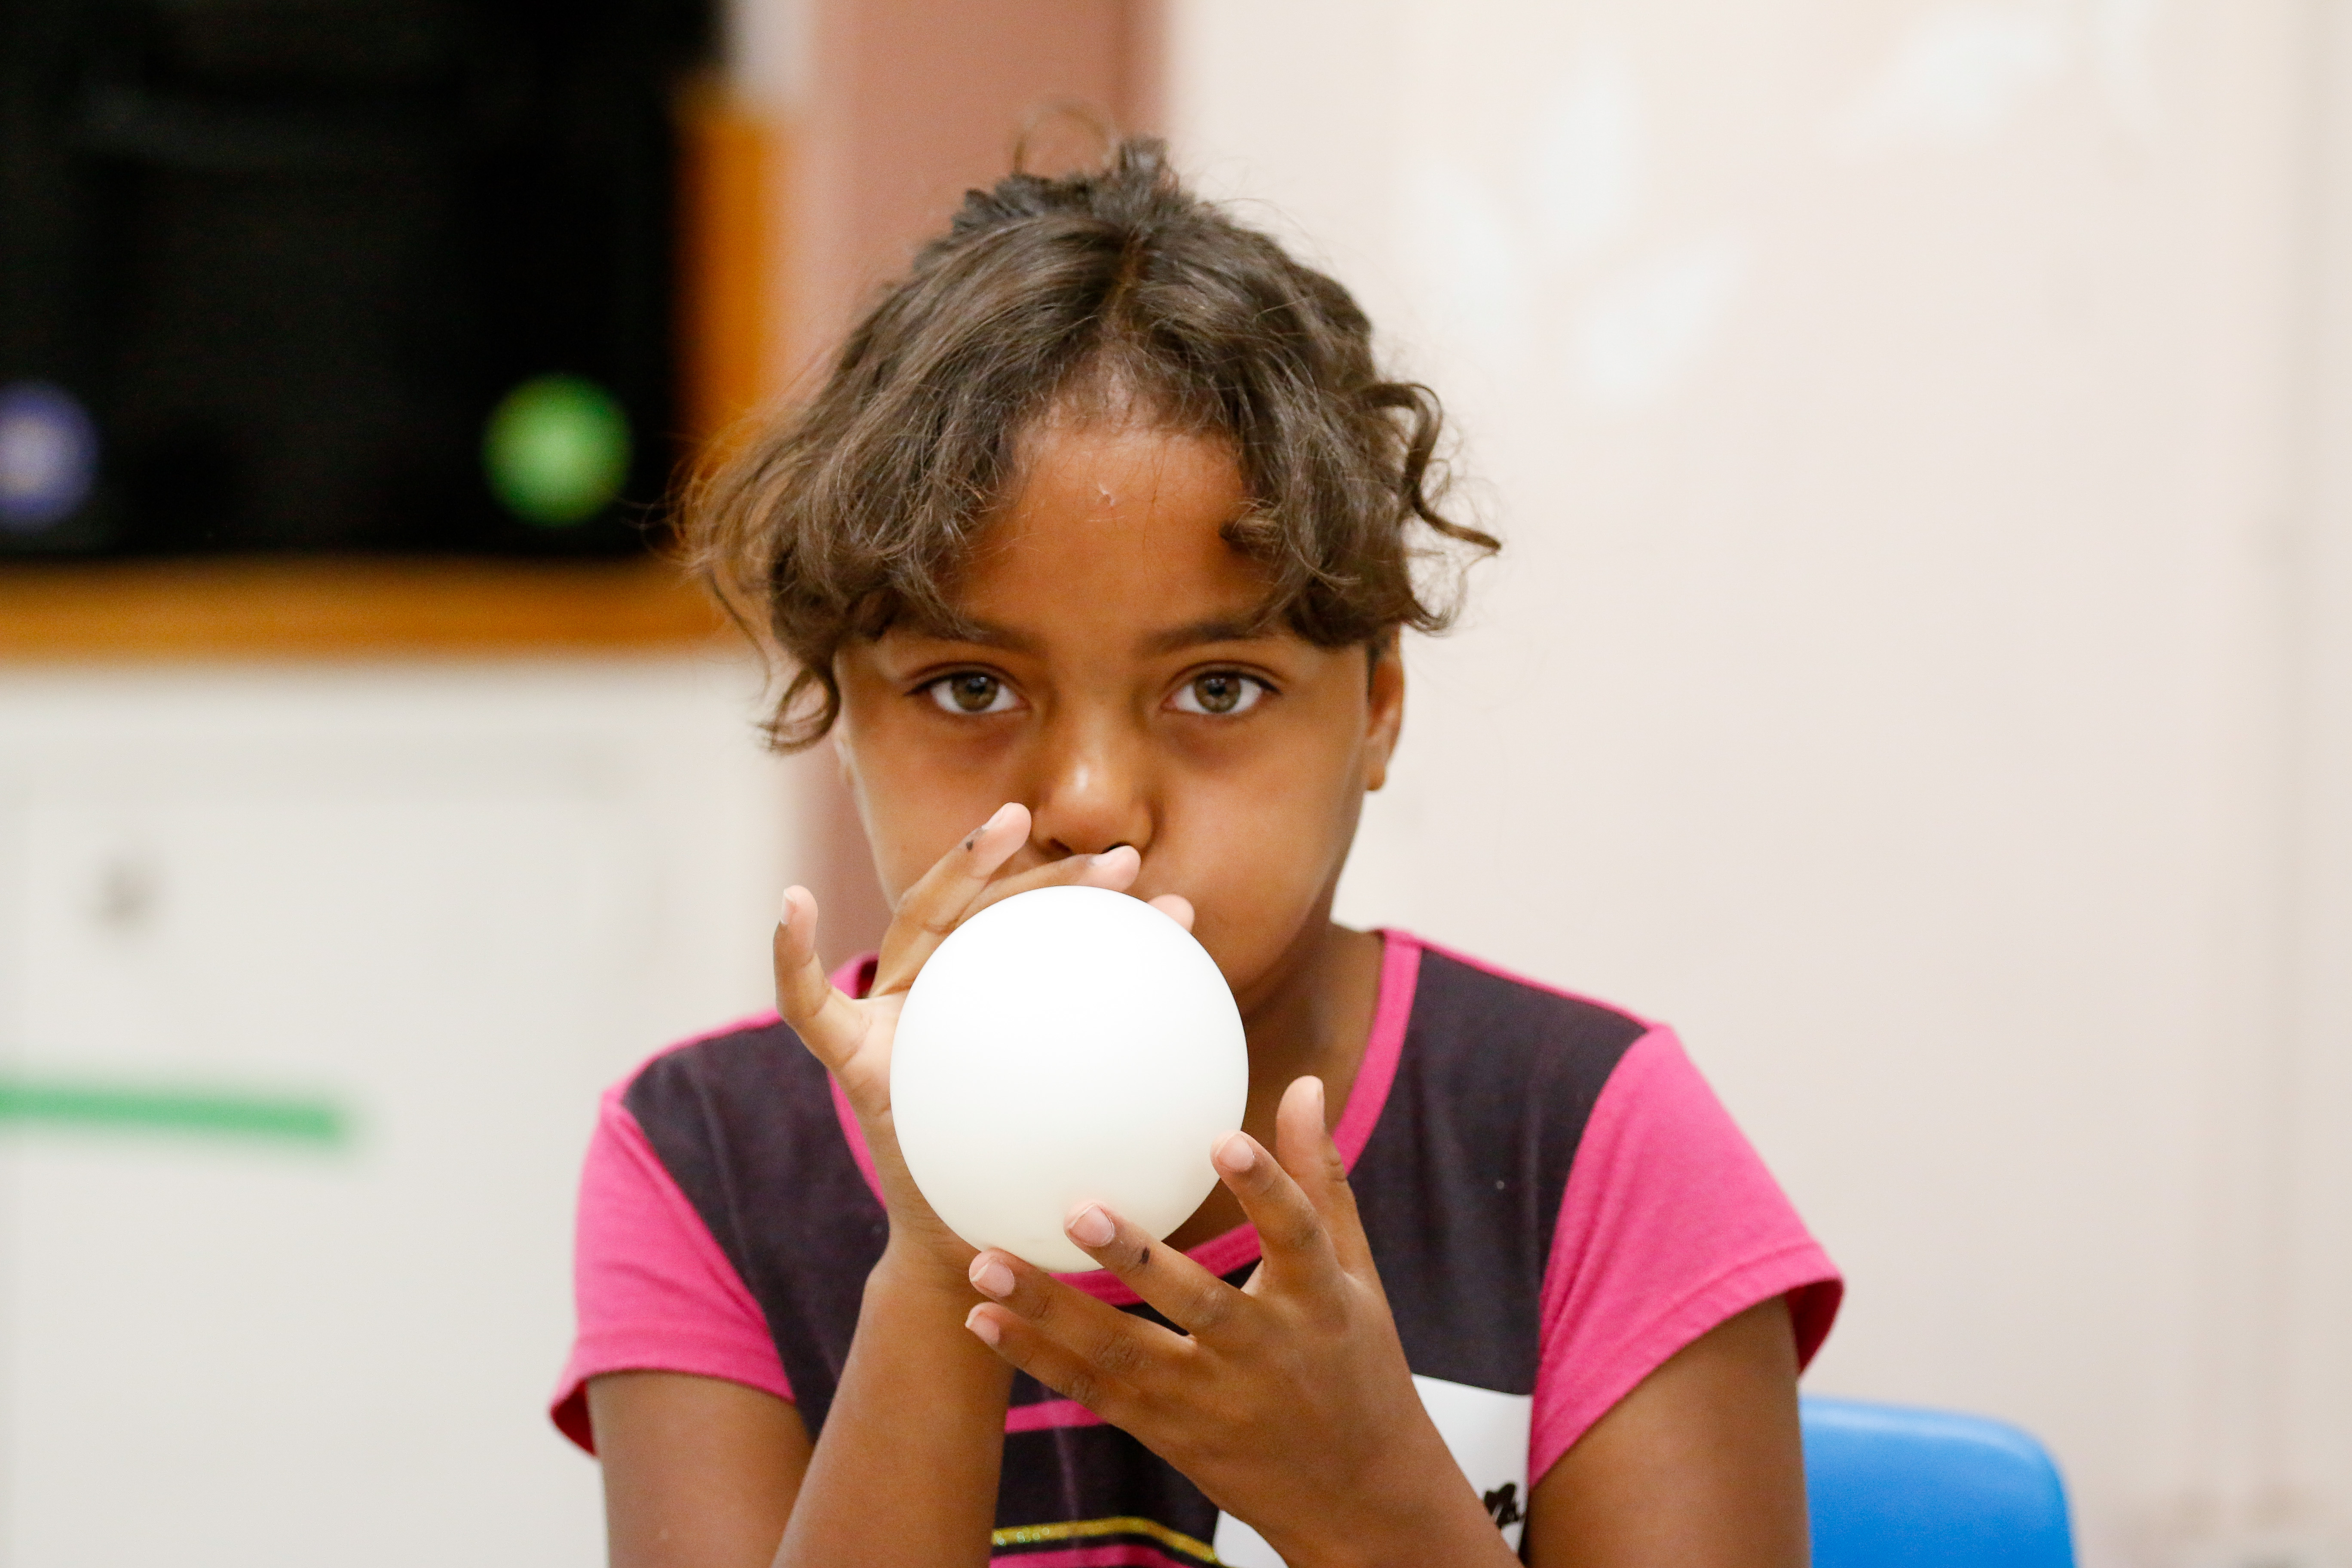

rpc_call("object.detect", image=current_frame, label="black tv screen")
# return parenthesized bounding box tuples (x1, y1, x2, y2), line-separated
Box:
(0, 0, 710, 557)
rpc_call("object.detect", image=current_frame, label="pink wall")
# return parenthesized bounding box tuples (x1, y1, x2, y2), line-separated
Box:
(776, 0, 1163, 962)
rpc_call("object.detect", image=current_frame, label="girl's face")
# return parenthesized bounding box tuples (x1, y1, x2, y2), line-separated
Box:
(831, 416, 1403, 1013)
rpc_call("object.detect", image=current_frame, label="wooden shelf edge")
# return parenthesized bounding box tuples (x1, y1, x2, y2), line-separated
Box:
(0, 558, 736, 661)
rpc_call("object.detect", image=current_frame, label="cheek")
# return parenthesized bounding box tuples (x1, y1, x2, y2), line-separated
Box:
(1159, 716, 1368, 952)
(833, 698, 1011, 904)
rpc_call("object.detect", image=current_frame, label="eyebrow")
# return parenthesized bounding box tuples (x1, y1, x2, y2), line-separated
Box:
(1139, 613, 1281, 655)
(900, 611, 1280, 658)
(897, 617, 1038, 655)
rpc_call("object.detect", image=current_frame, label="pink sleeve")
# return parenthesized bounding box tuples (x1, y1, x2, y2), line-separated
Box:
(547, 1085, 793, 1454)
(1531, 1027, 1843, 1482)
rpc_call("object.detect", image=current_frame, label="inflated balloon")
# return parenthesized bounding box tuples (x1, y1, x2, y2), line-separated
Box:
(891, 885, 1249, 1272)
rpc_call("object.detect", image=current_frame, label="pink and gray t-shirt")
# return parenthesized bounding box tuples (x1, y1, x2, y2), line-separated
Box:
(552, 931, 1841, 1566)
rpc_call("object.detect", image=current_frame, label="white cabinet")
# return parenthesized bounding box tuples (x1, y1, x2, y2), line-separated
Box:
(0, 660, 799, 1567)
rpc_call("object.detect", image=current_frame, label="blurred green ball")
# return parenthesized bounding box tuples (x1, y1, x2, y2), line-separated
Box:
(484, 376, 632, 526)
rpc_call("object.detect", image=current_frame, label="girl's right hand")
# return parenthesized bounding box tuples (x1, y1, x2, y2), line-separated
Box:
(772, 802, 1192, 1287)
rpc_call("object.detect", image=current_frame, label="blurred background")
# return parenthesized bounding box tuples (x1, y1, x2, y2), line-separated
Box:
(0, 0, 2347, 1565)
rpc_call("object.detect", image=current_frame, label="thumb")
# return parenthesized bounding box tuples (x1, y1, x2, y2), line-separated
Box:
(773, 887, 873, 1084)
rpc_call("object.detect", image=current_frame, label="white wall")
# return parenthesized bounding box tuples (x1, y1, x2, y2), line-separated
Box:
(0, 659, 800, 1568)
(1169, 2, 2349, 1564)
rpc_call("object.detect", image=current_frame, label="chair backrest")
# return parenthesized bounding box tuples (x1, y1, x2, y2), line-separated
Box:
(1802, 1396, 2075, 1568)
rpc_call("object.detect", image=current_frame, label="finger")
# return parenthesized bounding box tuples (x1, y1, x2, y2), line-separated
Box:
(874, 802, 1031, 987)
(873, 842, 1143, 995)
(1273, 1075, 1377, 1276)
(964, 1251, 1187, 1418)
(772, 886, 869, 1072)
(1146, 894, 1195, 932)
(965, 1305, 1144, 1429)
(1211, 1121, 1344, 1297)
(962, 841, 1141, 918)
(1056, 1201, 1252, 1343)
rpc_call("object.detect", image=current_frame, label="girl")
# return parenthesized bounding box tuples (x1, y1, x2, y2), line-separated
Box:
(553, 141, 1841, 1568)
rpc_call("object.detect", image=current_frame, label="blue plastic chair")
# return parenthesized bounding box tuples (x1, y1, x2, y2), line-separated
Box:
(1802, 1396, 2075, 1568)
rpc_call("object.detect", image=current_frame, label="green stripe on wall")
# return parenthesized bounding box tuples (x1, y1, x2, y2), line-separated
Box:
(0, 1078, 347, 1146)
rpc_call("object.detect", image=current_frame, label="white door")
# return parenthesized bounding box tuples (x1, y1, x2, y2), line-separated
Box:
(0, 664, 792, 1568)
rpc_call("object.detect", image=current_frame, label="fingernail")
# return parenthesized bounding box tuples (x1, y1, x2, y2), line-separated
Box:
(1067, 1203, 1115, 1248)
(1306, 1075, 1327, 1122)
(969, 1256, 1015, 1298)
(778, 888, 795, 926)
(965, 1306, 1001, 1346)
(965, 804, 1015, 851)
(1090, 845, 1136, 870)
(1213, 1133, 1256, 1174)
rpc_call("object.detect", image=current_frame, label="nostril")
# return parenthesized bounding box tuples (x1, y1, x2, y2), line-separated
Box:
(1045, 839, 1142, 861)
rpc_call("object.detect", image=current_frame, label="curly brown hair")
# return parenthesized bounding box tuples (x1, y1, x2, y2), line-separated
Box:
(688, 137, 1498, 751)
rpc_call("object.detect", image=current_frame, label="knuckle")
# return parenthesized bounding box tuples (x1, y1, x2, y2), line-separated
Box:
(1303, 1288, 1354, 1334)
(1186, 1282, 1234, 1335)
(1055, 1364, 1105, 1412)
(1090, 1326, 1148, 1379)
(1012, 1281, 1057, 1326)
(983, 1323, 1032, 1369)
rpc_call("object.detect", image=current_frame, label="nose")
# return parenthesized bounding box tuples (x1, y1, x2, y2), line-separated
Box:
(1027, 707, 1154, 861)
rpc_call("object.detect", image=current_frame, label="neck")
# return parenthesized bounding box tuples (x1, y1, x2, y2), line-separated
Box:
(1239, 914, 1380, 1102)
(1164, 913, 1384, 1251)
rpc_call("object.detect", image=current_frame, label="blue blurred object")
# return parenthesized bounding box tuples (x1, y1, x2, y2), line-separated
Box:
(1803, 1396, 2075, 1568)
(0, 382, 98, 533)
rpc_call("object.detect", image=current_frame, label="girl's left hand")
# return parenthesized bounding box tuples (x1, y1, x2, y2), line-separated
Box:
(961, 1076, 1517, 1568)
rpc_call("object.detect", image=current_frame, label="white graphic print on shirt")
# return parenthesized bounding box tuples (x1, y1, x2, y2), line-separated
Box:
(1210, 1375, 1533, 1565)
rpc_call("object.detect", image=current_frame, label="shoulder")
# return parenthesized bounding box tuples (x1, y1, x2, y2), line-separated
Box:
(1403, 937, 1654, 1031)
(614, 1010, 877, 1247)
(1350, 935, 1663, 1393)
(1348, 934, 1841, 1472)
(621, 1009, 836, 1148)
(600, 1006, 886, 1437)
(554, 1017, 817, 1450)
(623, 1009, 818, 1111)
(1389, 934, 1658, 1116)
(618, 953, 881, 1167)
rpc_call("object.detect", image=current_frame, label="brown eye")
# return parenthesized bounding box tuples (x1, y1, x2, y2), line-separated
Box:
(1171, 671, 1267, 716)
(928, 672, 1015, 715)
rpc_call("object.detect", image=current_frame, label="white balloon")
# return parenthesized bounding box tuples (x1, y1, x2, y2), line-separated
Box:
(891, 885, 1249, 1272)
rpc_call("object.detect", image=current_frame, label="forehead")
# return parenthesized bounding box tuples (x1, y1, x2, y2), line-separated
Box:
(939, 419, 1275, 645)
